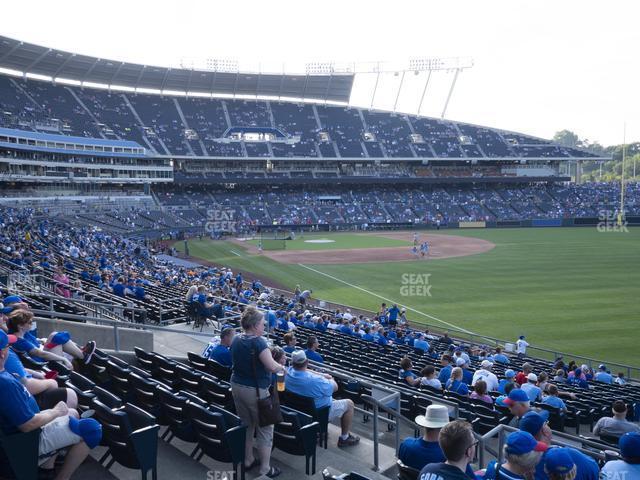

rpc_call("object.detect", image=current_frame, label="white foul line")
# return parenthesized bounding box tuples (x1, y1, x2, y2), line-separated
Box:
(297, 263, 477, 335)
(229, 250, 242, 257)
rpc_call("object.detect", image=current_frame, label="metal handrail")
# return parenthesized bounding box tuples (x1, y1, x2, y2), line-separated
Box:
(477, 423, 619, 469)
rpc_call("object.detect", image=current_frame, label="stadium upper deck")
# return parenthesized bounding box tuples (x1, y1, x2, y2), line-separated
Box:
(0, 35, 605, 165)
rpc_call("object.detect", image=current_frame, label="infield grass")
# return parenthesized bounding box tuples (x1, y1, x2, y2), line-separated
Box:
(247, 232, 412, 250)
(175, 227, 640, 368)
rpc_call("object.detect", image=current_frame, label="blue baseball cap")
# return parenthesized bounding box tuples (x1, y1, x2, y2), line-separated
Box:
(3, 295, 22, 305)
(504, 369, 516, 379)
(0, 305, 14, 315)
(519, 410, 550, 436)
(68, 417, 102, 449)
(0, 331, 18, 349)
(504, 388, 530, 406)
(574, 368, 582, 376)
(519, 335, 525, 340)
(620, 432, 640, 462)
(44, 331, 71, 349)
(544, 448, 575, 475)
(505, 431, 547, 455)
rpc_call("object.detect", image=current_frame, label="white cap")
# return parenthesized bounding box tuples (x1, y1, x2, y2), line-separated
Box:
(481, 360, 493, 369)
(527, 373, 538, 382)
(415, 405, 450, 429)
(456, 357, 466, 367)
(291, 350, 308, 365)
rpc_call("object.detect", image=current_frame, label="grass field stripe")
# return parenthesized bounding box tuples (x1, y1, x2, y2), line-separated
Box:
(229, 250, 242, 257)
(297, 263, 476, 335)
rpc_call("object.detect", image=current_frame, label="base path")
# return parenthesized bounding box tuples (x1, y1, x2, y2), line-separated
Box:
(233, 232, 495, 265)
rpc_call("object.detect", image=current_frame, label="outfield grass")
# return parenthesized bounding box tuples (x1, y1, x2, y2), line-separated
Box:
(175, 227, 640, 367)
(247, 232, 412, 250)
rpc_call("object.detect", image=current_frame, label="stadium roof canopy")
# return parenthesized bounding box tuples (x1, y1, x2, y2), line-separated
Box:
(0, 36, 354, 103)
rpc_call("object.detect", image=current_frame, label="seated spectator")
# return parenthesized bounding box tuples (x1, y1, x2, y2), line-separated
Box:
(600, 432, 640, 479)
(495, 383, 516, 407)
(282, 332, 297, 354)
(413, 334, 429, 353)
(567, 369, 589, 389)
(399, 405, 450, 470)
(470, 380, 493, 405)
(304, 336, 324, 363)
(53, 266, 71, 298)
(498, 369, 516, 394)
(445, 367, 469, 396)
(7, 309, 95, 370)
(0, 330, 102, 479)
(593, 400, 640, 438)
(5, 343, 79, 410)
(519, 410, 600, 479)
(483, 430, 547, 480)
(521, 373, 543, 403)
(492, 347, 510, 365)
(614, 372, 626, 386)
(419, 365, 443, 390)
(398, 357, 421, 387)
(594, 364, 613, 384)
(456, 358, 473, 385)
(553, 369, 567, 384)
(438, 355, 454, 385)
(515, 363, 533, 386)
(472, 360, 499, 392)
(504, 389, 532, 427)
(285, 350, 359, 447)
(543, 448, 576, 480)
(542, 385, 568, 415)
(418, 420, 476, 480)
(202, 327, 234, 367)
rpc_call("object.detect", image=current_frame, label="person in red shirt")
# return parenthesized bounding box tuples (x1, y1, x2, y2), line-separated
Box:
(515, 362, 532, 386)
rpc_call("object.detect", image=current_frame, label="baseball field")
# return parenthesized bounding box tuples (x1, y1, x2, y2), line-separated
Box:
(173, 227, 639, 369)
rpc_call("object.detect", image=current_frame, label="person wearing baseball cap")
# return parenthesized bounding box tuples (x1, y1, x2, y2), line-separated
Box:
(504, 389, 532, 427)
(543, 448, 576, 480)
(521, 373, 542, 403)
(601, 432, 640, 478)
(484, 431, 547, 479)
(518, 410, 599, 480)
(0, 330, 98, 478)
(498, 369, 516, 394)
(285, 349, 359, 448)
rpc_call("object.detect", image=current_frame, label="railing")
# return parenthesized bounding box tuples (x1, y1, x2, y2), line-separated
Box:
(477, 423, 620, 469)
(19, 291, 148, 324)
(31, 310, 241, 351)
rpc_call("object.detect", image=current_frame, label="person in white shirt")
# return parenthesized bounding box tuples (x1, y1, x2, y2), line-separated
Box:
(419, 365, 443, 390)
(516, 335, 529, 357)
(343, 309, 353, 321)
(471, 360, 499, 392)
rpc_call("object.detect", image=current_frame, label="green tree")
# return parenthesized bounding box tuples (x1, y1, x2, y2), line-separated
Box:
(553, 130, 580, 148)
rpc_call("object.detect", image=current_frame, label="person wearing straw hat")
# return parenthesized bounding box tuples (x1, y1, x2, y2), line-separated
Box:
(398, 405, 451, 470)
(399, 405, 477, 478)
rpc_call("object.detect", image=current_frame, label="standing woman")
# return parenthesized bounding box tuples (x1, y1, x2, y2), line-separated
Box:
(231, 306, 284, 478)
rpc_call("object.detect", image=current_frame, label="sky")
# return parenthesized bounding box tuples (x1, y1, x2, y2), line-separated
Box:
(2, 0, 639, 145)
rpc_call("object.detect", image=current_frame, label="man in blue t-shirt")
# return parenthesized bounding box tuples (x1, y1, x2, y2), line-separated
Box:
(202, 327, 234, 367)
(304, 336, 324, 363)
(438, 355, 454, 385)
(0, 331, 99, 476)
(413, 334, 429, 353)
(594, 364, 613, 384)
(285, 350, 359, 447)
(399, 405, 450, 470)
(387, 304, 400, 326)
(418, 420, 477, 480)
